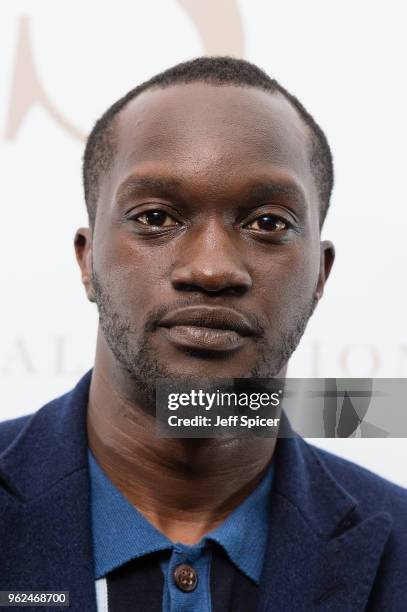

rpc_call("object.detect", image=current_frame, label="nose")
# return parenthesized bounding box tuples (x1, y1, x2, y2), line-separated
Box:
(170, 219, 252, 295)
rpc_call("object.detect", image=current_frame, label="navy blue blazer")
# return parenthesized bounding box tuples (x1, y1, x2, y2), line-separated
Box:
(0, 370, 406, 611)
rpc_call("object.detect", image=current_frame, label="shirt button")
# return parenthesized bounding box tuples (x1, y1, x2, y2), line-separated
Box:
(173, 564, 198, 592)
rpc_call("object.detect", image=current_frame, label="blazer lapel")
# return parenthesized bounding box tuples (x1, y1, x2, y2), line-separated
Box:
(0, 370, 97, 612)
(256, 428, 392, 611)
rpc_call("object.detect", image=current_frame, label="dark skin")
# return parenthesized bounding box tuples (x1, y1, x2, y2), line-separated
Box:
(75, 83, 334, 544)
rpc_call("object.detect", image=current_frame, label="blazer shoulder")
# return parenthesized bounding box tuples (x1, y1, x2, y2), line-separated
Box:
(0, 413, 34, 454)
(0, 391, 70, 455)
(307, 442, 407, 519)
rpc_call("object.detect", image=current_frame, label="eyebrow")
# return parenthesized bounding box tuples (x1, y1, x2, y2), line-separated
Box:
(115, 174, 306, 213)
(238, 181, 306, 210)
(115, 176, 184, 205)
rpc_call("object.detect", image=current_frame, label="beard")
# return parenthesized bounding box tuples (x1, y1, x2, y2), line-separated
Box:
(91, 266, 318, 411)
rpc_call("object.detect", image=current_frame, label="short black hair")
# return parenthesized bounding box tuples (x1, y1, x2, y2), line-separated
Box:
(83, 56, 333, 228)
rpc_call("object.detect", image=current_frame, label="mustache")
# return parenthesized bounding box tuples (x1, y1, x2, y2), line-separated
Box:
(142, 298, 266, 338)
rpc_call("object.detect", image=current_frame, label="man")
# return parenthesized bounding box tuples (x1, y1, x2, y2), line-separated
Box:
(0, 57, 406, 611)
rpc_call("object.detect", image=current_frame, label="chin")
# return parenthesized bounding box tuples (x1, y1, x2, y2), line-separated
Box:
(154, 354, 263, 380)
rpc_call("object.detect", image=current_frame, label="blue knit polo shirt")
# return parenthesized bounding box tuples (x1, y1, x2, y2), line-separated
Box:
(88, 447, 274, 611)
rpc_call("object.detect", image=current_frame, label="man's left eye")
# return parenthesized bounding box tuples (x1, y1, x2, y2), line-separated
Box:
(135, 210, 178, 227)
(244, 215, 288, 232)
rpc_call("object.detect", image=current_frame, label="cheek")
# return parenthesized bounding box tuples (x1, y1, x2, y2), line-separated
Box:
(94, 231, 169, 315)
(254, 246, 320, 324)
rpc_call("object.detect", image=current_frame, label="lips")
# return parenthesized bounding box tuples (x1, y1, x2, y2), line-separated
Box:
(157, 306, 258, 352)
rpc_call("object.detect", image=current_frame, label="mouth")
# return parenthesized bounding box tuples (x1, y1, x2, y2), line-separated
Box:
(157, 306, 259, 353)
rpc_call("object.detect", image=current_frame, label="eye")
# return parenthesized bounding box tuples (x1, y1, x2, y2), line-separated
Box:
(244, 214, 289, 232)
(134, 209, 179, 228)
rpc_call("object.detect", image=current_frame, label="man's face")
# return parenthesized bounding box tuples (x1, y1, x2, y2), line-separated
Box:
(77, 83, 334, 392)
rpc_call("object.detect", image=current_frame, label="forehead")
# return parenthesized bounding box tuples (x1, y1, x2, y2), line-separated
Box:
(109, 83, 317, 205)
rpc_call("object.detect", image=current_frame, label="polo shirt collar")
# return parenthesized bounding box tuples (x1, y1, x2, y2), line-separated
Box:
(88, 447, 273, 584)
(88, 449, 172, 579)
(204, 462, 274, 583)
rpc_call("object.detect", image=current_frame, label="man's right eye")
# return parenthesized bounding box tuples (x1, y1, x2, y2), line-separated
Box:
(134, 210, 179, 228)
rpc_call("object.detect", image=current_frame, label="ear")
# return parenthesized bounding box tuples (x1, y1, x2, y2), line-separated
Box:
(74, 227, 95, 302)
(315, 240, 335, 299)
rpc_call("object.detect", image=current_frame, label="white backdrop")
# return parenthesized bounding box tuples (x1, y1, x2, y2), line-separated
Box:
(1, 1, 406, 485)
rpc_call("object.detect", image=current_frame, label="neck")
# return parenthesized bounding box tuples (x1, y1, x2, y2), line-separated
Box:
(87, 332, 279, 544)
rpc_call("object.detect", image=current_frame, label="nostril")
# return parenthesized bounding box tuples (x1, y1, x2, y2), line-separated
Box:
(171, 281, 249, 297)
(172, 282, 200, 292)
(230, 285, 248, 296)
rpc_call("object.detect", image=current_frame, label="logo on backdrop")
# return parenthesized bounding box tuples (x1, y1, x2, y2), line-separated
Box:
(4, 1, 244, 143)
